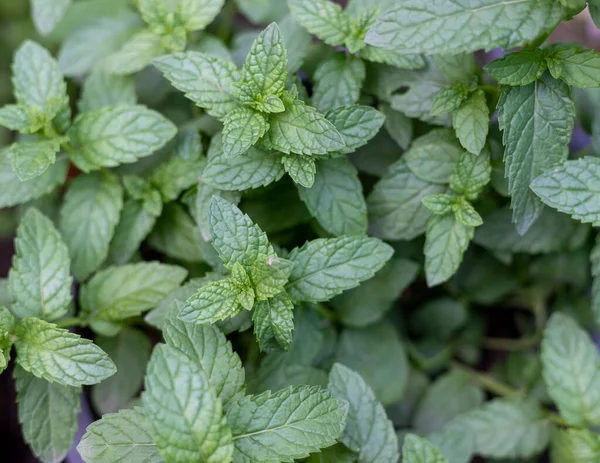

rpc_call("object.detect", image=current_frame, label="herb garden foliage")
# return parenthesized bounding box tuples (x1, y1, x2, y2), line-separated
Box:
(2, 0, 600, 462)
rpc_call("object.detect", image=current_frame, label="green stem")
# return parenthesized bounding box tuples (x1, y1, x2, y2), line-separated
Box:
(55, 317, 86, 328)
(526, 26, 556, 50)
(548, 413, 569, 427)
(478, 84, 501, 96)
(452, 361, 523, 398)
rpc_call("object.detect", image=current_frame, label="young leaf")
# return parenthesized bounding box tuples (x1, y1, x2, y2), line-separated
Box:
(312, 54, 366, 113)
(454, 199, 483, 227)
(498, 72, 575, 234)
(222, 107, 269, 157)
(177, 0, 225, 31)
(226, 385, 348, 462)
(422, 194, 456, 215)
(288, 0, 350, 47)
(324, 104, 385, 154)
(31, 0, 72, 36)
(178, 278, 245, 324)
(59, 172, 124, 281)
(9, 208, 72, 321)
(530, 157, 600, 226)
(77, 407, 164, 463)
(328, 363, 399, 463)
(550, 428, 600, 463)
(142, 344, 234, 463)
(253, 292, 295, 352)
(78, 69, 137, 113)
(15, 317, 116, 387)
(163, 318, 246, 408)
(401, 434, 448, 463)
(424, 213, 474, 287)
(105, 30, 164, 75)
(286, 236, 393, 302)
(298, 158, 367, 236)
(14, 366, 81, 463)
(404, 129, 464, 184)
(69, 105, 177, 171)
(381, 103, 413, 149)
(453, 89, 489, 155)
(0, 104, 45, 133)
(449, 149, 491, 200)
(108, 200, 157, 265)
(153, 52, 241, 119)
(264, 100, 345, 155)
(249, 256, 294, 300)
(365, 0, 564, 56)
(547, 46, 600, 88)
(9, 139, 62, 181)
(282, 153, 316, 187)
(484, 49, 548, 86)
(431, 86, 469, 116)
(541, 312, 600, 426)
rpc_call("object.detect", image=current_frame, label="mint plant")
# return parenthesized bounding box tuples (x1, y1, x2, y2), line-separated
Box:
(3, 0, 600, 462)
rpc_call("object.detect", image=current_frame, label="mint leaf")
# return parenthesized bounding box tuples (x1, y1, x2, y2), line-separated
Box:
(178, 278, 245, 324)
(142, 344, 234, 463)
(593, 236, 600, 326)
(368, 160, 445, 240)
(226, 385, 348, 462)
(312, 54, 365, 113)
(31, 0, 72, 36)
(60, 172, 123, 281)
(498, 72, 575, 234)
(150, 157, 205, 203)
(530, 157, 600, 226)
(9, 139, 62, 181)
(431, 86, 469, 116)
(105, 30, 164, 76)
(253, 292, 295, 352)
(9, 208, 72, 321)
(328, 363, 399, 463)
(163, 318, 246, 408)
(264, 99, 345, 155)
(365, 0, 564, 56)
(177, 0, 225, 31)
(484, 49, 548, 86)
(422, 194, 456, 215)
(551, 428, 600, 463)
(381, 103, 413, 149)
(360, 45, 424, 69)
(454, 198, 483, 227)
(249, 256, 294, 300)
(541, 312, 600, 426)
(424, 213, 473, 287)
(547, 46, 600, 88)
(77, 407, 164, 463)
(153, 52, 241, 119)
(453, 89, 489, 155)
(288, 0, 350, 47)
(405, 129, 463, 184)
(282, 153, 316, 187)
(286, 236, 393, 302)
(15, 317, 116, 387)
(69, 105, 176, 171)
(452, 398, 551, 459)
(14, 366, 81, 463)
(0, 104, 45, 133)
(78, 69, 137, 113)
(91, 328, 150, 415)
(325, 104, 385, 154)
(401, 434, 448, 463)
(298, 158, 367, 236)
(449, 149, 491, 200)
(222, 107, 269, 157)
(108, 200, 156, 265)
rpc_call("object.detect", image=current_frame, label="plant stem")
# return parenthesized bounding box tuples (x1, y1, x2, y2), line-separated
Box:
(478, 84, 501, 96)
(55, 317, 86, 328)
(451, 361, 523, 398)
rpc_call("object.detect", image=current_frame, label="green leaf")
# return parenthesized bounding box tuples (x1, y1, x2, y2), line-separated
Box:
(328, 363, 399, 463)
(12, 41, 68, 117)
(401, 434, 448, 463)
(14, 366, 81, 463)
(453, 199, 483, 227)
(153, 52, 241, 119)
(332, 258, 419, 327)
(0, 149, 67, 208)
(226, 385, 348, 463)
(78, 69, 137, 113)
(150, 159, 205, 203)
(80, 262, 187, 322)
(428, 425, 474, 463)
(592, 236, 600, 327)
(69, 104, 177, 171)
(91, 328, 150, 415)
(222, 107, 269, 157)
(178, 0, 225, 31)
(9, 139, 62, 181)
(31, 0, 72, 36)
(449, 149, 491, 200)
(551, 428, 600, 463)
(541, 312, 600, 426)
(498, 72, 575, 234)
(422, 194, 456, 215)
(368, 160, 445, 240)
(298, 158, 367, 236)
(381, 103, 413, 150)
(253, 292, 295, 352)
(405, 129, 464, 184)
(365, 0, 564, 56)
(484, 49, 548, 86)
(142, 344, 234, 463)
(451, 398, 551, 459)
(547, 46, 600, 88)
(312, 54, 365, 113)
(163, 318, 246, 408)
(264, 99, 345, 155)
(108, 200, 157, 265)
(77, 407, 165, 463)
(9, 208, 72, 321)
(431, 86, 469, 116)
(424, 213, 473, 287)
(60, 172, 123, 281)
(324, 104, 385, 155)
(249, 256, 294, 300)
(282, 153, 316, 187)
(15, 317, 116, 387)
(179, 278, 245, 324)
(105, 30, 164, 75)
(530, 157, 600, 226)
(0, 104, 46, 133)
(288, 0, 350, 47)
(453, 89, 489, 155)
(286, 236, 393, 302)
(203, 135, 284, 191)
(360, 45, 424, 69)
(335, 322, 408, 405)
